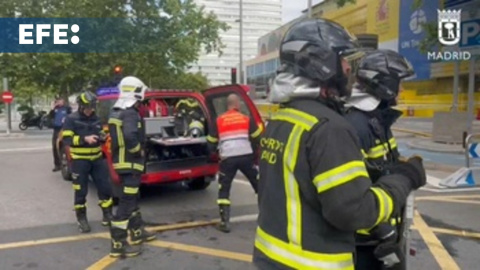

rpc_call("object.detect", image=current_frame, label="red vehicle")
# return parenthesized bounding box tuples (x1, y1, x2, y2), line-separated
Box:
(58, 85, 264, 197)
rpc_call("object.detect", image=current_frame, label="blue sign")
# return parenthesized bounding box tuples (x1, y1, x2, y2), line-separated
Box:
(398, 0, 439, 81)
(96, 87, 119, 96)
(469, 143, 480, 158)
(460, 19, 480, 48)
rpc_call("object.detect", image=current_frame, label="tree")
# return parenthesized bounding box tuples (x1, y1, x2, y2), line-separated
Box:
(0, 0, 228, 95)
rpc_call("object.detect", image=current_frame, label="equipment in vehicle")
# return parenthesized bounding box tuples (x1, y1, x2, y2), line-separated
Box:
(58, 85, 264, 197)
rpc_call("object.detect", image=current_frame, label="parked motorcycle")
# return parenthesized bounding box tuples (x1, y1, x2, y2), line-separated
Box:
(19, 111, 47, 130)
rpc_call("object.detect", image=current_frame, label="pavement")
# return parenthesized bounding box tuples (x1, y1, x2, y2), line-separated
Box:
(0, 135, 479, 269)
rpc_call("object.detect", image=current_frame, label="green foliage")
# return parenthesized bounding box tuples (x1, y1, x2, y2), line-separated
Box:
(0, 0, 229, 96)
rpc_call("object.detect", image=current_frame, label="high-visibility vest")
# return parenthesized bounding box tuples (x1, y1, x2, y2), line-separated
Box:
(216, 109, 253, 158)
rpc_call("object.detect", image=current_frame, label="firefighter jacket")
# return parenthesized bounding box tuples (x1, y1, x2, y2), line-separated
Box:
(62, 111, 104, 160)
(175, 98, 205, 122)
(254, 98, 410, 270)
(108, 107, 145, 174)
(345, 107, 402, 181)
(345, 107, 403, 243)
(207, 109, 262, 159)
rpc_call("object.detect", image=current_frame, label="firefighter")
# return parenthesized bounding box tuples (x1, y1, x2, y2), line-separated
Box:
(108, 76, 156, 258)
(207, 93, 262, 233)
(61, 91, 113, 233)
(345, 49, 415, 270)
(253, 19, 427, 270)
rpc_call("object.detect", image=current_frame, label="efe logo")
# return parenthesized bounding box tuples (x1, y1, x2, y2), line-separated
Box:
(19, 24, 80, 45)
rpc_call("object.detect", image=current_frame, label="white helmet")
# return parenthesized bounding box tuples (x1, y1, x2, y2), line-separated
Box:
(113, 76, 149, 109)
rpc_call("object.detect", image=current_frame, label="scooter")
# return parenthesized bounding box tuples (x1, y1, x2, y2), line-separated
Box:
(19, 111, 47, 130)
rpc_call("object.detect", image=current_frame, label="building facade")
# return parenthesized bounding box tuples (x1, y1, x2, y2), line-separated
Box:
(246, 0, 480, 117)
(191, 0, 282, 87)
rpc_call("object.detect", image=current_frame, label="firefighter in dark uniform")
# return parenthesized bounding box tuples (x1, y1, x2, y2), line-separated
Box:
(108, 76, 156, 258)
(345, 49, 415, 270)
(253, 19, 427, 270)
(61, 91, 113, 233)
(207, 94, 262, 233)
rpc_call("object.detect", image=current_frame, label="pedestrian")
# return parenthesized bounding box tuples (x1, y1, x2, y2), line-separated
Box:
(345, 49, 415, 270)
(49, 96, 71, 172)
(108, 76, 155, 258)
(206, 93, 263, 233)
(61, 91, 113, 233)
(252, 19, 427, 270)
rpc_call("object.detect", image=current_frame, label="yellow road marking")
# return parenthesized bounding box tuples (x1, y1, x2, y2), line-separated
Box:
(147, 240, 253, 262)
(392, 127, 431, 137)
(414, 211, 460, 270)
(87, 220, 219, 269)
(429, 227, 480, 240)
(0, 232, 107, 250)
(85, 255, 117, 270)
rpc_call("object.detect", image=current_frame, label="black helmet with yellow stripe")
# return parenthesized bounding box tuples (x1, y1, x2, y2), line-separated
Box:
(76, 91, 97, 110)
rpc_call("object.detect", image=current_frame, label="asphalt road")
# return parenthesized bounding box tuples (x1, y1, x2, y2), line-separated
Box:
(0, 136, 479, 269)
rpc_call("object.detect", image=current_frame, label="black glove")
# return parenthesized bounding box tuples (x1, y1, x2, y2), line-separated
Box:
(389, 156, 426, 190)
(373, 241, 404, 269)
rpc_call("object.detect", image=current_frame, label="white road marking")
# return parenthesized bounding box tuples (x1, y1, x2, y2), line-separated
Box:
(0, 146, 50, 153)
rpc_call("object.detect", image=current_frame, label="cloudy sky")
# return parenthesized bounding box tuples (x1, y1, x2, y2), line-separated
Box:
(282, 0, 324, 23)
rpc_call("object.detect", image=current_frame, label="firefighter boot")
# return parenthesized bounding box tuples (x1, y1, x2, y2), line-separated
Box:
(75, 207, 91, 233)
(128, 211, 156, 245)
(216, 205, 231, 233)
(101, 206, 113, 226)
(109, 225, 142, 258)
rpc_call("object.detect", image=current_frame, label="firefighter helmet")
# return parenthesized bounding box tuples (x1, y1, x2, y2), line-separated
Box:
(113, 76, 149, 109)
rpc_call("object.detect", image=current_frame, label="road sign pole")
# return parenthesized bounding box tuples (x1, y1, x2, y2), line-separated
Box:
(2, 77, 10, 135)
(466, 57, 476, 135)
(452, 61, 460, 112)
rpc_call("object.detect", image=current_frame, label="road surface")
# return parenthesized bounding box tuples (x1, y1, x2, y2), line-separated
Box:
(0, 135, 479, 269)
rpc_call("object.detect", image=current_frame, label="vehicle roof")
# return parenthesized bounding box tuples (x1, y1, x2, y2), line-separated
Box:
(97, 89, 204, 100)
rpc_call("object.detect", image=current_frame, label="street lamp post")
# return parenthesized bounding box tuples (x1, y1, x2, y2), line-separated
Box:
(307, 0, 313, 18)
(239, 0, 244, 84)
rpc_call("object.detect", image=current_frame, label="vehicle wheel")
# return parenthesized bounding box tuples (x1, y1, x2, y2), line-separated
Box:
(18, 123, 28, 130)
(38, 122, 44, 130)
(186, 177, 211, 191)
(60, 146, 72, 181)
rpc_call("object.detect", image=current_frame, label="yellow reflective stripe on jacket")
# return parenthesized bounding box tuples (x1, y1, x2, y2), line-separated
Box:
(71, 153, 103, 160)
(365, 137, 398, 159)
(278, 109, 317, 248)
(370, 187, 394, 227)
(284, 125, 303, 246)
(109, 119, 126, 163)
(207, 135, 218, 143)
(128, 143, 141, 153)
(69, 147, 101, 154)
(111, 220, 129, 229)
(99, 198, 113, 208)
(255, 227, 354, 270)
(62, 130, 74, 137)
(313, 161, 369, 193)
(271, 108, 318, 131)
(251, 126, 262, 138)
(124, 186, 139, 194)
(73, 136, 81, 146)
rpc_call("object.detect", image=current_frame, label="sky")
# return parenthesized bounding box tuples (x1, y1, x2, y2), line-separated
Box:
(282, 0, 324, 23)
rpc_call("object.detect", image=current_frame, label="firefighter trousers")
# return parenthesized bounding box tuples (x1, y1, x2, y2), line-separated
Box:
(71, 158, 112, 207)
(217, 154, 258, 205)
(114, 173, 142, 221)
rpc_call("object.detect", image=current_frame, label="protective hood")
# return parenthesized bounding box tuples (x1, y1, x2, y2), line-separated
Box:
(345, 84, 380, 112)
(113, 98, 137, 110)
(268, 72, 320, 104)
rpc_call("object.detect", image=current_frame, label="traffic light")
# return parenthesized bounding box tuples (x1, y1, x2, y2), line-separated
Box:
(114, 65, 122, 74)
(231, 68, 237, 84)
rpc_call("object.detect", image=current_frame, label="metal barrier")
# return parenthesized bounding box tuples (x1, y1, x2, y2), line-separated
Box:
(440, 133, 480, 188)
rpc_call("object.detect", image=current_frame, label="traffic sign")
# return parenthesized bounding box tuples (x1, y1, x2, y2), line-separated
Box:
(468, 143, 480, 158)
(1, 91, 13, 104)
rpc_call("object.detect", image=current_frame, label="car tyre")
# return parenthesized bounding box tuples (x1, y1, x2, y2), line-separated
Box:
(186, 177, 211, 191)
(19, 123, 28, 130)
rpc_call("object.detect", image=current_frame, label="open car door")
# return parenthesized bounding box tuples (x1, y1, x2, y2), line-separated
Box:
(203, 84, 265, 134)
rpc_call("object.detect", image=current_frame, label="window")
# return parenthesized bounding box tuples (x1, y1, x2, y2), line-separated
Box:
(208, 93, 251, 119)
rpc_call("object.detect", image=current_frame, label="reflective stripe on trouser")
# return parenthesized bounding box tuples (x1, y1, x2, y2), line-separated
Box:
(114, 173, 141, 221)
(72, 159, 112, 206)
(255, 227, 354, 270)
(217, 155, 258, 205)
